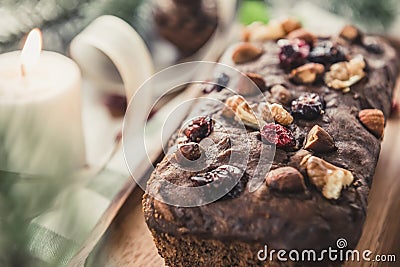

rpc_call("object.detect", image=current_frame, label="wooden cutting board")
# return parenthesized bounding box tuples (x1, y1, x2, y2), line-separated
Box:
(86, 79, 400, 267)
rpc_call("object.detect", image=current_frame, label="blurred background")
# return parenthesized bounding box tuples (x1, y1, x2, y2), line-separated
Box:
(1, 0, 399, 55)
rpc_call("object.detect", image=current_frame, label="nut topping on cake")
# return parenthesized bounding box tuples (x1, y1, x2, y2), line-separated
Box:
(269, 103, 294, 126)
(237, 72, 267, 96)
(258, 102, 274, 122)
(246, 72, 266, 92)
(281, 17, 302, 34)
(245, 21, 286, 42)
(232, 43, 263, 64)
(302, 156, 354, 199)
(339, 25, 362, 43)
(265, 167, 306, 192)
(304, 125, 336, 153)
(235, 101, 262, 129)
(358, 109, 385, 138)
(222, 95, 246, 119)
(270, 84, 292, 105)
(290, 63, 325, 84)
(324, 55, 366, 91)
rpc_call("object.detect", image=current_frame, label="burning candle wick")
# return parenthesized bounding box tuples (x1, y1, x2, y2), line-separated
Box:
(20, 28, 42, 78)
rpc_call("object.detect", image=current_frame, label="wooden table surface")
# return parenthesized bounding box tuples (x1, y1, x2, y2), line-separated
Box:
(89, 82, 400, 267)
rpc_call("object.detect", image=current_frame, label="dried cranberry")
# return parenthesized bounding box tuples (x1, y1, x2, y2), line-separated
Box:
(191, 165, 246, 200)
(260, 123, 295, 148)
(278, 39, 310, 70)
(183, 116, 214, 142)
(308, 41, 346, 65)
(291, 93, 325, 120)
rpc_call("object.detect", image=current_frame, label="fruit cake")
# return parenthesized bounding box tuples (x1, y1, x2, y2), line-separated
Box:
(143, 20, 400, 266)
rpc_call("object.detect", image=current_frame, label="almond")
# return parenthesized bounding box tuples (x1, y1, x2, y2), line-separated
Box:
(265, 167, 306, 192)
(358, 109, 385, 138)
(304, 125, 336, 153)
(232, 43, 263, 64)
(290, 63, 325, 84)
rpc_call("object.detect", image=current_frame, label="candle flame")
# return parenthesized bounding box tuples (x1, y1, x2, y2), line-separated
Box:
(21, 28, 42, 76)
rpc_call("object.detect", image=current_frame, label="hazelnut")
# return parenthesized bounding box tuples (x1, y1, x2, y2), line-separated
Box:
(287, 28, 317, 46)
(339, 25, 362, 43)
(302, 156, 354, 199)
(232, 43, 263, 64)
(270, 84, 292, 105)
(290, 63, 325, 84)
(222, 95, 246, 119)
(358, 109, 385, 138)
(246, 72, 266, 92)
(281, 17, 302, 34)
(236, 73, 266, 96)
(304, 125, 336, 153)
(265, 167, 306, 192)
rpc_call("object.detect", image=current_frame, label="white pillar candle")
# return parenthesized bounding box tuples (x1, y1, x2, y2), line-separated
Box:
(0, 29, 86, 176)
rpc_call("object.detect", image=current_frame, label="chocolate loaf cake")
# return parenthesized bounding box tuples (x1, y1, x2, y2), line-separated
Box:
(143, 19, 399, 266)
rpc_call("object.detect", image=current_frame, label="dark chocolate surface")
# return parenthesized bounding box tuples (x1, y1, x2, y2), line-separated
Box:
(143, 35, 399, 251)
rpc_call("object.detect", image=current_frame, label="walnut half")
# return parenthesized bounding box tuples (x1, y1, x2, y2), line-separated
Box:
(301, 156, 354, 199)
